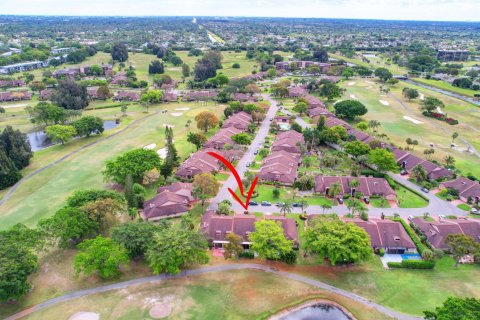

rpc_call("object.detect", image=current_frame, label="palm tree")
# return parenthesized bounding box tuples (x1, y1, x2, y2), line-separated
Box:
(328, 182, 342, 204)
(346, 198, 363, 216)
(443, 155, 455, 168)
(321, 203, 332, 214)
(279, 201, 292, 217)
(411, 164, 427, 183)
(299, 199, 309, 215)
(368, 120, 381, 132)
(452, 132, 458, 143)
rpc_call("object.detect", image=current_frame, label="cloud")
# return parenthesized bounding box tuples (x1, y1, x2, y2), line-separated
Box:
(0, 0, 478, 21)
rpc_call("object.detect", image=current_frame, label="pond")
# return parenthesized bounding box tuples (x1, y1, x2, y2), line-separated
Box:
(27, 120, 119, 152)
(277, 303, 352, 320)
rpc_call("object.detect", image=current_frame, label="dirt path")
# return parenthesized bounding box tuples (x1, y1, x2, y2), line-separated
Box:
(4, 264, 420, 320)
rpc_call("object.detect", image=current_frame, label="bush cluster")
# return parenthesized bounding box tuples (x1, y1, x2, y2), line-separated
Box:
(387, 260, 435, 269)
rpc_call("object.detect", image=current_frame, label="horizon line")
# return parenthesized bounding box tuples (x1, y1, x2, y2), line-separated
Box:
(0, 14, 478, 23)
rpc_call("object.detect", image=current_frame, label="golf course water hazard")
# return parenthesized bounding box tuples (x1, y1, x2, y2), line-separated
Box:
(278, 303, 352, 320)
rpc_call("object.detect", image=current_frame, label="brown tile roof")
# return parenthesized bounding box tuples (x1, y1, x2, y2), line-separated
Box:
(314, 176, 396, 198)
(222, 111, 252, 130)
(156, 182, 194, 201)
(442, 177, 480, 200)
(142, 192, 190, 219)
(175, 148, 221, 178)
(204, 127, 243, 149)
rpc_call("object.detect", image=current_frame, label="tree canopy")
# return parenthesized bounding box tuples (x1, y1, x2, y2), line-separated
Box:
(146, 224, 209, 274)
(334, 100, 368, 120)
(249, 220, 293, 261)
(103, 148, 162, 184)
(424, 297, 480, 320)
(51, 79, 89, 110)
(304, 215, 372, 265)
(194, 111, 219, 132)
(368, 148, 398, 172)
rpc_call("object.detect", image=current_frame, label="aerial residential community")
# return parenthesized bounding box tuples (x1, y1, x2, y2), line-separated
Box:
(0, 1, 480, 319)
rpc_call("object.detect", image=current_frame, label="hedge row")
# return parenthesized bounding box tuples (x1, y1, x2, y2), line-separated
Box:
(387, 260, 435, 269)
(394, 218, 427, 254)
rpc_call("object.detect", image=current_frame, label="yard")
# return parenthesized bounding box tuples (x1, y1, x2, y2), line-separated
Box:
(396, 185, 429, 208)
(0, 101, 225, 229)
(253, 184, 333, 206)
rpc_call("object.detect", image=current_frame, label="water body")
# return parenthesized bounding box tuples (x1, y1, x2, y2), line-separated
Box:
(278, 303, 352, 320)
(27, 120, 118, 152)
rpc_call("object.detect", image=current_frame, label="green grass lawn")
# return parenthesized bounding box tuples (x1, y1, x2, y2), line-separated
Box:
(457, 203, 471, 211)
(295, 255, 480, 317)
(214, 173, 230, 181)
(17, 269, 391, 320)
(340, 78, 480, 178)
(396, 185, 428, 208)
(370, 198, 391, 208)
(253, 184, 333, 206)
(0, 102, 225, 229)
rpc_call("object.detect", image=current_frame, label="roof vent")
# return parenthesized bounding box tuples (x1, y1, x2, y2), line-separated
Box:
(394, 236, 401, 241)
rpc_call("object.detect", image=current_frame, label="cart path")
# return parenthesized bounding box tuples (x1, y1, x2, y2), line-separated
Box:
(4, 263, 420, 320)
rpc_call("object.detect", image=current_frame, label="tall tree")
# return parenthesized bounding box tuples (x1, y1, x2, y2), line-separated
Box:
(111, 43, 129, 62)
(45, 124, 76, 144)
(146, 224, 209, 274)
(187, 132, 207, 150)
(445, 234, 480, 267)
(0, 125, 33, 169)
(0, 149, 21, 189)
(72, 116, 104, 137)
(74, 236, 129, 279)
(103, 148, 162, 184)
(194, 111, 219, 132)
(249, 220, 293, 261)
(223, 232, 244, 260)
(304, 216, 372, 265)
(424, 297, 480, 320)
(368, 148, 398, 172)
(51, 79, 89, 110)
(334, 100, 368, 120)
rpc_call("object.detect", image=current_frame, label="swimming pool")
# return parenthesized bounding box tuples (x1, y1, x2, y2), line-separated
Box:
(401, 253, 422, 260)
(278, 123, 291, 130)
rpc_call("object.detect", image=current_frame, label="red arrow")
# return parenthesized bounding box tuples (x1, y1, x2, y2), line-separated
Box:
(207, 151, 258, 210)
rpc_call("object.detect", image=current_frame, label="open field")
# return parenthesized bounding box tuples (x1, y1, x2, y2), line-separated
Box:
(330, 52, 410, 75)
(0, 101, 225, 229)
(17, 269, 392, 320)
(339, 78, 480, 178)
(23, 50, 284, 86)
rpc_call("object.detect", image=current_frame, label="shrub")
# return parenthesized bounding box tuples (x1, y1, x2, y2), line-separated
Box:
(385, 176, 397, 189)
(239, 251, 254, 259)
(279, 250, 297, 265)
(395, 218, 427, 254)
(388, 260, 435, 269)
(378, 248, 385, 257)
(232, 63, 240, 69)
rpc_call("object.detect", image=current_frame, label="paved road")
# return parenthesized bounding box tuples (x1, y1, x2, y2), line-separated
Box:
(208, 94, 278, 210)
(402, 79, 480, 107)
(226, 95, 466, 218)
(4, 263, 420, 320)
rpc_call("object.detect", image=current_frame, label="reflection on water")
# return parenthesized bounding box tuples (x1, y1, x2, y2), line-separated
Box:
(279, 304, 352, 320)
(27, 120, 118, 152)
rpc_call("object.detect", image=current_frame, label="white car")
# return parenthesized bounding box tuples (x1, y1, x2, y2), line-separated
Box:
(471, 208, 479, 215)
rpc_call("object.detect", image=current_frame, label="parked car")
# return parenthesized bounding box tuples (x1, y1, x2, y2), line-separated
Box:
(292, 202, 300, 207)
(363, 197, 370, 204)
(400, 169, 408, 176)
(337, 198, 344, 205)
(471, 208, 479, 215)
(408, 215, 414, 221)
(275, 202, 284, 206)
(253, 150, 258, 155)
(248, 201, 258, 206)
(261, 201, 272, 206)
(246, 162, 251, 167)
(421, 187, 429, 193)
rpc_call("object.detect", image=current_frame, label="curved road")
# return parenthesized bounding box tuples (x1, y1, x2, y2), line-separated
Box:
(4, 264, 420, 320)
(402, 79, 480, 107)
(0, 110, 161, 206)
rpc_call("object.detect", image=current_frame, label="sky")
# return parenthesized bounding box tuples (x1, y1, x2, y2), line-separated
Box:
(0, 0, 479, 22)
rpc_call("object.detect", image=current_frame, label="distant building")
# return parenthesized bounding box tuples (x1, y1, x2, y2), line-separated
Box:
(0, 61, 47, 74)
(437, 50, 470, 62)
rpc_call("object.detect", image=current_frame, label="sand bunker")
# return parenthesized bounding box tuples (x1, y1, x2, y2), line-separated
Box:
(144, 143, 156, 150)
(366, 80, 375, 84)
(403, 116, 424, 124)
(347, 81, 356, 86)
(379, 100, 390, 106)
(69, 312, 99, 320)
(1, 103, 28, 109)
(419, 93, 425, 100)
(174, 107, 190, 111)
(149, 302, 173, 319)
(163, 124, 175, 128)
(350, 94, 357, 99)
(170, 112, 183, 117)
(157, 148, 167, 159)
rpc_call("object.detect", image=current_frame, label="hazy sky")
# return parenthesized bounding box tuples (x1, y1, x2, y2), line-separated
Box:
(0, 0, 478, 21)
